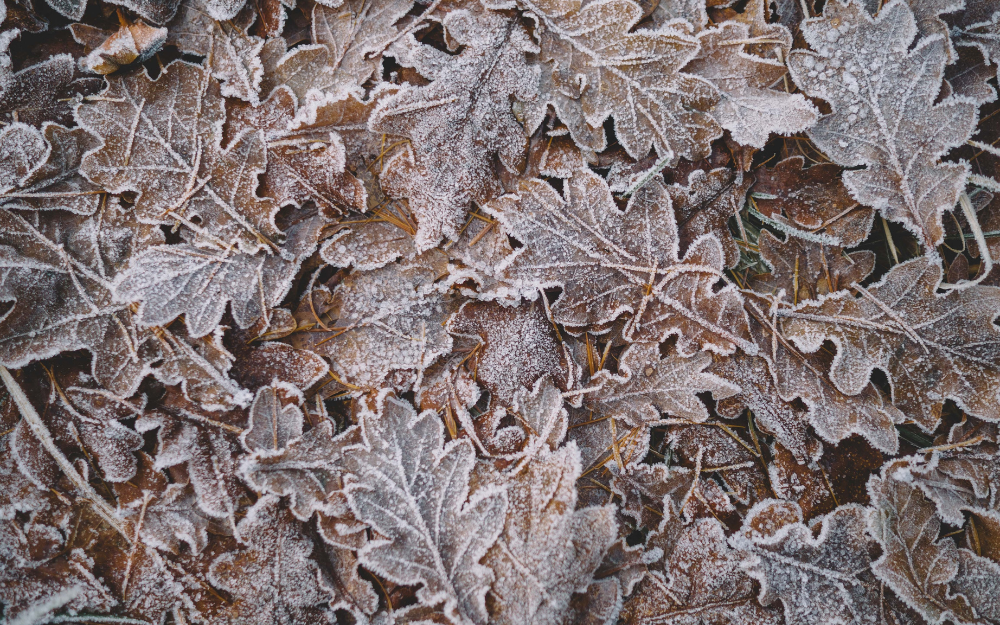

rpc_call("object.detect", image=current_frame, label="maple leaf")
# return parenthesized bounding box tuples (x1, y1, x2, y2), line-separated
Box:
(484, 169, 754, 355)
(587, 342, 738, 426)
(209, 494, 338, 624)
(621, 518, 782, 625)
(76, 60, 280, 254)
(296, 252, 454, 391)
(0, 123, 103, 216)
(447, 300, 569, 406)
(370, 8, 539, 249)
(787, 0, 978, 247)
(226, 86, 368, 216)
(782, 255, 1000, 431)
(751, 156, 874, 248)
(687, 21, 818, 149)
(733, 503, 880, 625)
(867, 461, 979, 624)
(516, 0, 720, 162)
(343, 390, 507, 625)
(485, 444, 617, 625)
(0, 204, 163, 397)
(114, 209, 324, 339)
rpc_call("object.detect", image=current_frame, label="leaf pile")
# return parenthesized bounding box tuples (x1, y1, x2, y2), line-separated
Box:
(2, 0, 1000, 622)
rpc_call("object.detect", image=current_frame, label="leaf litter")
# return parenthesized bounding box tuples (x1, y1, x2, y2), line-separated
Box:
(2, 0, 1000, 622)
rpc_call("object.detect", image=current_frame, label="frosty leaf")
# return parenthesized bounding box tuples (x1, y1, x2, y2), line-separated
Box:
(227, 86, 367, 215)
(209, 494, 338, 624)
(749, 230, 876, 301)
(105, 0, 181, 24)
(115, 210, 324, 338)
(485, 445, 617, 625)
(228, 335, 330, 394)
(166, 0, 263, 102)
(588, 342, 738, 426)
(241, 382, 304, 452)
(44, 373, 145, 483)
(241, 420, 360, 522)
(74, 19, 167, 75)
(152, 325, 253, 412)
(732, 503, 879, 625)
(343, 391, 507, 625)
(782, 256, 1000, 430)
(666, 423, 771, 508)
(688, 21, 818, 148)
(447, 300, 569, 406)
(0, 548, 117, 623)
(752, 156, 874, 247)
(298, 252, 454, 391)
(136, 389, 246, 520)
(667, 167, 752, 269)
(114, 453, 211, 554)
(952, 549, 1000, 622)
(263, 0, 413, 100)
(867, 462, 978, 624)
(0, 53, 101, 126)
(620, 518, 782, 625)
(787, 0, 978, 247)
(76, 60, 279, 253)
(713, 349, 818, 460)
(0, 123, 104, 215)
(520, 0, 719, 162)
(484, 170, 753, 355)
(0, 205, 163, 396)
(952, 0, 1000, 69)
(370, 8, 538, 249)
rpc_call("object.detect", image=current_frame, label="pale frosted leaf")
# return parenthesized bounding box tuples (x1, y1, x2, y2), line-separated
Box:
(76, 60, 279, 253)
(588, 342, 738, 426)
(241, 420, 361, 522)
(136, 388, 246, 520)
(226, 86, 368, 216)
(0, 123, 103, 215)
(0, 54, 101, 126)
(152, 326, 253, 412)
(788, 0, 978, 247)
(485, 444, 617, 625)
(867, 461, 978, 624)
(167, 0, 262, 100)
(209, 495, 338, 624)
(521, 0, 719, 162)
(782, 256, 1000, 430)
(484, 170, 753, 355)
(296, 252, 454, 390)
(370, 8, 538, 249)
(343, 391, 507, 625)
(952, 549, 1000, 622)
(115, 210, 323, 338)
(447, 300, 569, 406)
(621, 518, 781, 625)
(241, 382, 304, 452)
(732, 504, 879, 625)
(0, 205, 163, 396)
(688, 21, 818, 148)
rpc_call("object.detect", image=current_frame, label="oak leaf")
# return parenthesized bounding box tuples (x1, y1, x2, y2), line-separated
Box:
(782, 256, 1000, 430)
(343, 391, 507, 625)
(788, 0, 978, 247)
(484, 170, 753, 355)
